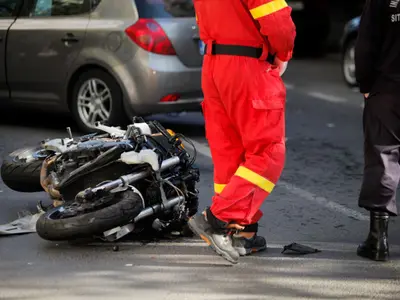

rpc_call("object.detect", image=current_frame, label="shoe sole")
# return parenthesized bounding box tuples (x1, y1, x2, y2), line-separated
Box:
(357, 249, 389, 262)
(188, 218, 239, 264)
(235, 245, 267, 256)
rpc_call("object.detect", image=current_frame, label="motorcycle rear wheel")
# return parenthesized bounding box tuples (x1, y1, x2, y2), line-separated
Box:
(1, 146, 49, 193)
(36, 189, 143, 241)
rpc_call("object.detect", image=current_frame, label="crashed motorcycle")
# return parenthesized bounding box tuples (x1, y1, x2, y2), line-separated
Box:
(0, 118, 200, 242)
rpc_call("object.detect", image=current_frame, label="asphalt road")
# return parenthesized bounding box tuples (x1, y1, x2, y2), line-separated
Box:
(0, 55, 399, 299)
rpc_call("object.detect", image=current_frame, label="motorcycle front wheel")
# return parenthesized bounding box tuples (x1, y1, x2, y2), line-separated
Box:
(36, 189, 143, 241)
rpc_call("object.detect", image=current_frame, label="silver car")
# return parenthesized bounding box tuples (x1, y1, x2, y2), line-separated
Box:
(1, 0, 203, 132)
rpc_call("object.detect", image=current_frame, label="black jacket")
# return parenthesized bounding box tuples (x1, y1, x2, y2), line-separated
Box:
(355, 0, 400, 94)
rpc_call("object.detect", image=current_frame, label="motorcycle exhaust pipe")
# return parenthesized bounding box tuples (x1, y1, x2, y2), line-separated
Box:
(103, 195, 185, 241)
(133, 195, 184, 223)
(88, 156, 180, 194)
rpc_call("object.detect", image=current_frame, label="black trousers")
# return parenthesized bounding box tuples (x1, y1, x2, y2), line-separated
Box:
(359, 92, 400, 216)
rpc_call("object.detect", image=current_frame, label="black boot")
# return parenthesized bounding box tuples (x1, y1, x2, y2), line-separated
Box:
(357, 211, 389, 261)
(231, 222, 267, 256)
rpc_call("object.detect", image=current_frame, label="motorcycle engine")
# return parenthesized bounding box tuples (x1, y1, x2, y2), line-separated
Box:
(54, 149, 100, 180)
(52, 144, 133, 201)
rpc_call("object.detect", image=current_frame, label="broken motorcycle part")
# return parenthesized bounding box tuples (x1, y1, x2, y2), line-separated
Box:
(281, 243, 322, 255)
(2, 120, 200, 242)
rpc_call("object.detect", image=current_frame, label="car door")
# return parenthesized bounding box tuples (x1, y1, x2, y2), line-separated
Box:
(6, 0, 90, 105)
(0, 0, 22, 100)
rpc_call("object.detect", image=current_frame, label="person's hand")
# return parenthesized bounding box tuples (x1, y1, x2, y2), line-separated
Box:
(364, 93, 370, 98)
(273, 56, 288, 76)
(227, 223, 245, 230)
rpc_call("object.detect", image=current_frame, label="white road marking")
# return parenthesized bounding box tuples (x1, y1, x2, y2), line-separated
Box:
(118, 253, 395, 263)
(91, 239, 399, 251)
(120, 254, 354, 263)
(284, 82, 294, 90)
(189, 139, 369, 221)
(278, 182, 368, 221)
(308, 92, 347, 103)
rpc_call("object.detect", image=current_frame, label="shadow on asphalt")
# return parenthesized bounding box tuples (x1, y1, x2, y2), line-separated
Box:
(0, 238, 399, 299)
(0, 107, 205, 138)
(0, 107, 76, 130)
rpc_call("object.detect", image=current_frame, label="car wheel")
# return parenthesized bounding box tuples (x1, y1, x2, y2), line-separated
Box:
(70, 68, 128, 133)
(342, 39, 357, 87)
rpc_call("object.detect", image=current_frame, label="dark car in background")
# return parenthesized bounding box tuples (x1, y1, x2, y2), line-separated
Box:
(340, 16, 360, 87)
(288, 0, 364, 56)
(288, 0, 331, 56)
(325, 0, 364, 51)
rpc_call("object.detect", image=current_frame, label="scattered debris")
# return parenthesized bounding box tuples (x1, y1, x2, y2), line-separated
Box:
(281, 243, 321, 255)
(0, 210, 44, 236)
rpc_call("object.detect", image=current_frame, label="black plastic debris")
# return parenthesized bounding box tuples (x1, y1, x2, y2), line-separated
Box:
(281, 243, 321, 255)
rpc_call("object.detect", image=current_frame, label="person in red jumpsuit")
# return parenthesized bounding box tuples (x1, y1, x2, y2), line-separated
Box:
(187, 0, 296, 264)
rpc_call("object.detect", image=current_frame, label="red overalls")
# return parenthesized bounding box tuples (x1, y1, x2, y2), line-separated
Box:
(194, 0, 296, 225)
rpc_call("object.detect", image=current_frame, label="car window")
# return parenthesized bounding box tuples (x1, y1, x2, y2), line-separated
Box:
(30, 0, 89, 17)
(135, 0, 195, 18)
(0, 0, 20, 18)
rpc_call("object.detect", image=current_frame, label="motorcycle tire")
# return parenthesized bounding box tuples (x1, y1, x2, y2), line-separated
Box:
(1, 147, 46, 193)
(36, 189, 143, 241)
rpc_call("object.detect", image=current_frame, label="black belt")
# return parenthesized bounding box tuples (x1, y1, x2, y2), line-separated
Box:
(204, 43, 275, 63)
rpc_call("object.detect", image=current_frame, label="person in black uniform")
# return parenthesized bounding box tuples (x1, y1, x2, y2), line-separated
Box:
(355, 0, 400, 262)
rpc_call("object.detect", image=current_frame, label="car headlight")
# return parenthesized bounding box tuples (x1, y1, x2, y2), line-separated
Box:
(346, 17, 360, 32)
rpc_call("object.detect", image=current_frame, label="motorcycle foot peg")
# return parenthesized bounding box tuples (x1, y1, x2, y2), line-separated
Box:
(152, 218, 167, 232)
(103, 223, 135, 242)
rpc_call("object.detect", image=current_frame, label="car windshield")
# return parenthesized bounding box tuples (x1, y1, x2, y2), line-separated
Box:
(135, 0, 195, 18)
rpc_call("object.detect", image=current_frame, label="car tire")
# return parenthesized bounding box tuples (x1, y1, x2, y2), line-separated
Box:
(70, 68, 128, 134)
(342, 39, 358, 87)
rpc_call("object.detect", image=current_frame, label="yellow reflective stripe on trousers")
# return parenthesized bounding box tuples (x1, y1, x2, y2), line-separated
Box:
(235, 166, 275, 193)
(214, 183, 226, 194)
(250, 0, 288, 19)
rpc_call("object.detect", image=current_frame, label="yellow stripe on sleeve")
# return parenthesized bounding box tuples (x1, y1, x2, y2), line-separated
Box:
(250, 0, 288, 19)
